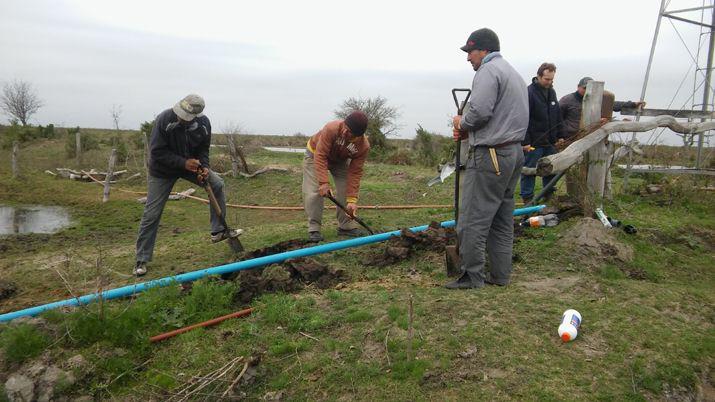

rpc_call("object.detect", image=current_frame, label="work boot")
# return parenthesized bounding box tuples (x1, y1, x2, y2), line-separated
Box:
(308, 231, 324, 243)
(133, 261, 147, 277)
(337, 228, 368, 238)
(444, 274, 484, 290)
(211, 228, 243, 243)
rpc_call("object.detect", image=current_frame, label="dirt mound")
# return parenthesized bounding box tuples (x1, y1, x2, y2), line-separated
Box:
(0, 280, 18, 301)
(224, 239, 347, 304)
(564, 218, 634, 264)
(364, 222, 455, 267)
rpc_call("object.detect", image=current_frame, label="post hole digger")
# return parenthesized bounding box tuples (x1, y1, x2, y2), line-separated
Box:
(445, 88, 471, 277)
(325, 193, 375, 235)
(198, 166, 244, 253)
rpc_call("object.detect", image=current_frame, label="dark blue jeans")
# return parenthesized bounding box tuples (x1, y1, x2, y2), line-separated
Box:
(520, 145, 556, 201)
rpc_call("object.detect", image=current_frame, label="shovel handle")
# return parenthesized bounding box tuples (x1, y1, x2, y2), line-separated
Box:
(325, 193, 375, 235)
(452, 88, 471, 226)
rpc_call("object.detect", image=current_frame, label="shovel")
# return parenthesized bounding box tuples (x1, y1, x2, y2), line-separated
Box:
(325, 193, 375, 235)
(445, 88, 471, 277)
(200, 170, 244, 253)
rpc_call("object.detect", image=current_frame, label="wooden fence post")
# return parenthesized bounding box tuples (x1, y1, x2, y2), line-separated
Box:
(12, 141, 19, 179)
(103, 149, 117, 203)
(583, 81, 605, 215)
(75, 130, 82, 166)
(143, 132, 149, 175)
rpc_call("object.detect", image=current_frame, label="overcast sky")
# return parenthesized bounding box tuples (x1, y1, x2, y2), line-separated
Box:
(1, 0, 713, 147)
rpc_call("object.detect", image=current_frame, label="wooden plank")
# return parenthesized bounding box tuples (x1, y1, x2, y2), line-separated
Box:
(618, 107, 715, 119)
(536, 116, 715, 176)
(75, 131, 82, 166)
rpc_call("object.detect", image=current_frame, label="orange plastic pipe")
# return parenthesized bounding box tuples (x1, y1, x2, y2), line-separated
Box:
(149, 307, 254, 343)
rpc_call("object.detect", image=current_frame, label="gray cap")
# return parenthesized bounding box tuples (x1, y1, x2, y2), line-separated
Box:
(578, 77, 594, 88)
(173, 94, 205, 121)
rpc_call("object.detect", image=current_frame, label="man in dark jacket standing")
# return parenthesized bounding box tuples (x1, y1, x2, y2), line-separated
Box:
(520, 63, 562, 203)
(133, 94, 242, 276)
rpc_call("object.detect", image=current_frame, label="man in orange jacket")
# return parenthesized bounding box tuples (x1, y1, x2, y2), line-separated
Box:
(302, 111, 370, 242)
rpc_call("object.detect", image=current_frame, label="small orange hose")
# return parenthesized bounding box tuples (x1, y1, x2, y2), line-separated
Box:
(149, 308, 254, 343)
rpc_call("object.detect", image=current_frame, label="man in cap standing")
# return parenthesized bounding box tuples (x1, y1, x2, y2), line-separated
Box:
(133, 94, 242, 276)
(302, 111, 370, 242)
(447, 28, 529, 289)
(560, 77, 646, 141)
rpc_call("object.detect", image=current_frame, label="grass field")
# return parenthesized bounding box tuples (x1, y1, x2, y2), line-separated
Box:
(0, 129, 713, 401)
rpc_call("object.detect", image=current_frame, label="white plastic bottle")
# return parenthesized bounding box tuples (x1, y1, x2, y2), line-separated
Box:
(521, 214, 559, 228)
(558, 309, 582, 342)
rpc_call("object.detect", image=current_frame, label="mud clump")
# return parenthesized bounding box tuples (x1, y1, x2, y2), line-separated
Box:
(365, 222, 455, 267)
(225, 239, 348, 304)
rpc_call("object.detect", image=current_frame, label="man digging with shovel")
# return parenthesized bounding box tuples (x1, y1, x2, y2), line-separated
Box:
(302, 111, 371, 242)
(134, 94, 243, 276)
(446, 28, 528, 289)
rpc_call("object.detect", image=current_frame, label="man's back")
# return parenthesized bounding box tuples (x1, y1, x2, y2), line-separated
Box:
(463, 55, 528, 146)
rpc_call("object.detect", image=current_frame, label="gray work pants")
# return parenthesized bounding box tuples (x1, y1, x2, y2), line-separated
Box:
(136, 171, 226, 263)
(302, 153, 357, 233)
(457, 143, 524, 286)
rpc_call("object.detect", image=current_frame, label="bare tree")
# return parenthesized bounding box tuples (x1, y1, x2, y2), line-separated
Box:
(334, 95, 401, 136)
(110, 104, 123, 130)
(221, 122, 250, 176)
(1, 80, 43, 126)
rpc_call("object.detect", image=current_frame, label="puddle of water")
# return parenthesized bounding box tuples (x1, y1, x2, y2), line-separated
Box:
(0, 205, 71, 235)
(263, 146, 306, 154)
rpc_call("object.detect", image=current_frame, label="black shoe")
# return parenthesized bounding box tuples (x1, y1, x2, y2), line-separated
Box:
(337, 228, 368, 238)
(133, 261, 147, 277)
(308, 231, 324, 242)
(485, 279, 507, 286)
(444, 275, 483, 290)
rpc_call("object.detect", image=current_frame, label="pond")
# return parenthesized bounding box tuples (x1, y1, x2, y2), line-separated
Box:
(0, 205, 71, 235)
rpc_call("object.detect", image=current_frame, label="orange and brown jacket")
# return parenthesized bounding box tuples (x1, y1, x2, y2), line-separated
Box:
(307, 120, 370, 203)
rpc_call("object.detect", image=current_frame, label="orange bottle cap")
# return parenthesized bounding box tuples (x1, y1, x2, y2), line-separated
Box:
(561, 333, 571, 342)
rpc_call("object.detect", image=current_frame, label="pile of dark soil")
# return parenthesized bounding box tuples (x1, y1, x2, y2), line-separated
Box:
(364, 222, 455, 267)
(0, 280, 17, 301)
(222, 239, 347, 304)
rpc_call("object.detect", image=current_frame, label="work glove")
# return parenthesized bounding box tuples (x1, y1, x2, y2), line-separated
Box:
(318, 183, 333, 197)
(345, 202, 358, 217)
(185, 158, 201, 173)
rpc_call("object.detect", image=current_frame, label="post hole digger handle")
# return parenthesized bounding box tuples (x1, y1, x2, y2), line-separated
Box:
(451, 88, 471, 224)
(198, 166, 244, 253)
(325, 193, 375, 235)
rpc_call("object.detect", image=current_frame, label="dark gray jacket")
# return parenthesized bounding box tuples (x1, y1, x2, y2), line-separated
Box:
(525, 78, 563, 147)
(149, 108, 212, 178)
(460, 53, 529, 146)
(560, 91, 640, 139)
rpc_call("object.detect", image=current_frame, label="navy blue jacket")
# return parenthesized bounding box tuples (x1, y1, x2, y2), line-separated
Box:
(149, 108, 212, 178)
(524, 78, 563, 147)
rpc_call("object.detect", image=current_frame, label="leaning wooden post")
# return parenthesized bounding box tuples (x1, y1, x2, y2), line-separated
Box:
(582, 81, 605, 215)
(226, 134, 240, 177)
(11, 141, 19, 179)
(236, 145, 250, 174)
(143, 132, 149, 175)
(75, 130, 82, 166)
(103, 149, 117, 203)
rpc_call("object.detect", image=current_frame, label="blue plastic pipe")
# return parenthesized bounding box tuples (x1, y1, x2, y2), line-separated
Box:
(0, 205, 545, 322)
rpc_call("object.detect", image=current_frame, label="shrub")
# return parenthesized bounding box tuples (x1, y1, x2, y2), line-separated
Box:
(0, 123, 57, 148)
(412, 124, 451, 167)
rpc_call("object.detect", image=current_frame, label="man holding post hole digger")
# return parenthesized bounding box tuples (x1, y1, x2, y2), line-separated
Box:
(134, 94, 243, 277)
(446, 28, 529, 289)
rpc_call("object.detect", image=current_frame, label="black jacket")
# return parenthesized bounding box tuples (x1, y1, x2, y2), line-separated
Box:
(524, 78, 563, 147)
(149, 108, 212, 178)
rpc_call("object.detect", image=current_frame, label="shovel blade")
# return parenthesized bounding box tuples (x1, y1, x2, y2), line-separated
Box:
(445, 245, 461, 277)
(228, 236, 244, 253)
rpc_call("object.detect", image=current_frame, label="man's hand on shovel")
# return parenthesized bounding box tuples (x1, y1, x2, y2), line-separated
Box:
(345, 202, 358, 217)
(318, 183, 333, 197)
